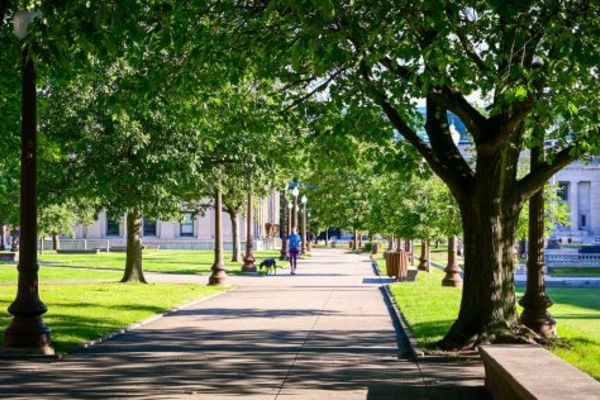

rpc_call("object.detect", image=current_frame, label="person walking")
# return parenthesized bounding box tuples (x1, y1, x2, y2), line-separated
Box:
(288, 228, 302, 275)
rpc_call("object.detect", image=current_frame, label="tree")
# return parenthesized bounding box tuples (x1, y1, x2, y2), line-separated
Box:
(37, 202, 95, 251)
(223, 1, 600, 348)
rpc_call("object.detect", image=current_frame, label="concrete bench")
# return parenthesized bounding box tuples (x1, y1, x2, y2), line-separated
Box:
(56, 249, 99, 254)
(479, 344, 600, 400)
(0, 253, 16, 262)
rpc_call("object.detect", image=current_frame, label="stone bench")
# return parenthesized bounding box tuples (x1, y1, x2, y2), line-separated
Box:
(56, 249, 99, 254)
(0, 253, 16, 262)
(479, 344, 600, 400)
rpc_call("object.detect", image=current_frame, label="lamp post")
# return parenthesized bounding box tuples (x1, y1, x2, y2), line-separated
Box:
(209, 188, 228, 285)
(242, 189, 256, 272)
(442, 235, 463, 287)
(301, 195, 308, 253)
(291, 187, 299, 232)
(519, 146, 556, 338)
(4, 10, 54, 355)
(279, 192, 288, 260)
(307, 211, 312, 252)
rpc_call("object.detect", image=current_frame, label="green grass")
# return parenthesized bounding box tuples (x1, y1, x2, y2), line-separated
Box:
(0, 264, 122, 283)
(387, 266, 600, 380)
(0, 283, 226, 354)
(39, 249, 282, 275)
(549, 267, 600, 277)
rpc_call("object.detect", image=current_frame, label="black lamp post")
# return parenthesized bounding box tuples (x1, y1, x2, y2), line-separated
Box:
(519, 146, 556, 338)
(209, 188, 228, 285)
(301, 195, 308, 253)
(242, 189, 256, 272)
(291, 187, 299, 231)
(4, 10, 54, 355)
(279, 193, 289, 260)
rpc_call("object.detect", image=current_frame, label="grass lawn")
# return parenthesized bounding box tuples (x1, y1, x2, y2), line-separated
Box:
(0, 264, 122, 283)
(387, 267, 600, 380)
(39, 249, 282, 275)
(549, 267, 600, 277)
(0, 282, 226, 354)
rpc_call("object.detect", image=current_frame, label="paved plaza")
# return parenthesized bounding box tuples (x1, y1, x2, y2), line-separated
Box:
(0, 249, 488, 399)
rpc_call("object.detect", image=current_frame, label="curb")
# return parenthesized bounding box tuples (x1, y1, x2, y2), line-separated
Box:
(65, 287, 236, 358)
(370, 255, 425, 360)
(371, 256, 480, 362)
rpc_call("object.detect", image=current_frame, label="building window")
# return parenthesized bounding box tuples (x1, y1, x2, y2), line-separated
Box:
(143, 220, 157, 236)
(557, 182, 569, 202)
(180, 212, 194, 237)
(106, 219, 120, 236)
(580, 215, 587, 228)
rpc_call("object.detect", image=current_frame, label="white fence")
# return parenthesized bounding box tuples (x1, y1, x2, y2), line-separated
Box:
(545, 253, 600, 267)
(41, 238, 282, 252)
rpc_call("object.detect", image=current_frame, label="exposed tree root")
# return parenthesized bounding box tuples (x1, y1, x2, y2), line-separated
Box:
(437, 321, 546, 351)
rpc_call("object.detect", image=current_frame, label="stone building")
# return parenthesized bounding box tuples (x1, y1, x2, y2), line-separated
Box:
(62, 191, 282, 250)
(552, 158, 600, 243)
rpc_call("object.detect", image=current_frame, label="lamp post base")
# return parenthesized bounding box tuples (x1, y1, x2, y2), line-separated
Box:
(520, 310, 557, 340)
(442, 266, 463, 288)
(241, 258, 256, 273)
(208, 267, 228, 286)
(441, 275, 463, 288)
(3, 316, 54, 355)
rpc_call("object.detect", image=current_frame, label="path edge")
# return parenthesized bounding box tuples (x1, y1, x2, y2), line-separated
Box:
(65, 286, 236, 358)
(370, 255, 425, 360)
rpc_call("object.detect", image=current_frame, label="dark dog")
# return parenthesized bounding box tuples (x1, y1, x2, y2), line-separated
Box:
(259, 258, 278, 275)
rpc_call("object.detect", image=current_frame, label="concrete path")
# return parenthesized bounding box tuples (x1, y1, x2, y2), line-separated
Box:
(0, 249, 488, 399)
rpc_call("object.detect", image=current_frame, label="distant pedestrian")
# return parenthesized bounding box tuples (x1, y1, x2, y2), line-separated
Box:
(288, 228, 302, 275)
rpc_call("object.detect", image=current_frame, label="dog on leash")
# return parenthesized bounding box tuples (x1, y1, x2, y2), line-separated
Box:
(258, 258, 279, 275)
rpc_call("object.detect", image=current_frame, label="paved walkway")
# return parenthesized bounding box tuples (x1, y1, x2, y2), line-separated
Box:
(0, 249, 488, 399)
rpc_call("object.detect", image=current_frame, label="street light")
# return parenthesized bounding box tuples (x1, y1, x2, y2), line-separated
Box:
(291, 187, 299, 232)
(287, 201, 293, 234)
(242, 186, 256, 273)
(301, 195, 308, 253)
(279, 193, 290, 260)
(4, 9, 54, 355)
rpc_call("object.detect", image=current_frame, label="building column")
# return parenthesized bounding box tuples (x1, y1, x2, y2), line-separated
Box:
(591, 181, 600, 234)
(568, 181, 578, 235)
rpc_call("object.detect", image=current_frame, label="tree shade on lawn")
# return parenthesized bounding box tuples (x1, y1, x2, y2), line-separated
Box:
(39, 250, 282, 275)
(388, 268, 600, 381)
(0, 283, 225, 354)
(0, 265, 121, 283)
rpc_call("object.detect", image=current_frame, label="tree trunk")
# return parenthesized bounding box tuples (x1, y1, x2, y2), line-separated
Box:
(230, 211, 241, 262)
(51, 233, 60, 251)
(0, 223, 5, 251)
(352, 228, 358, 250)
(121, 211, 146, 283)
(439, 195, 537, 349)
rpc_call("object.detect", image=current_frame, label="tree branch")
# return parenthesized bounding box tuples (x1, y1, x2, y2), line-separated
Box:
(282, 67, 347, 112)
(428, 86, 487, 143)
(359, 61, 465, 192)
(514, 145, 578, 201)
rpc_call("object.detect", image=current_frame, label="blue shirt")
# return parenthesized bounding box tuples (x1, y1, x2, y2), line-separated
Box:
(288, 233, 301, 250)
